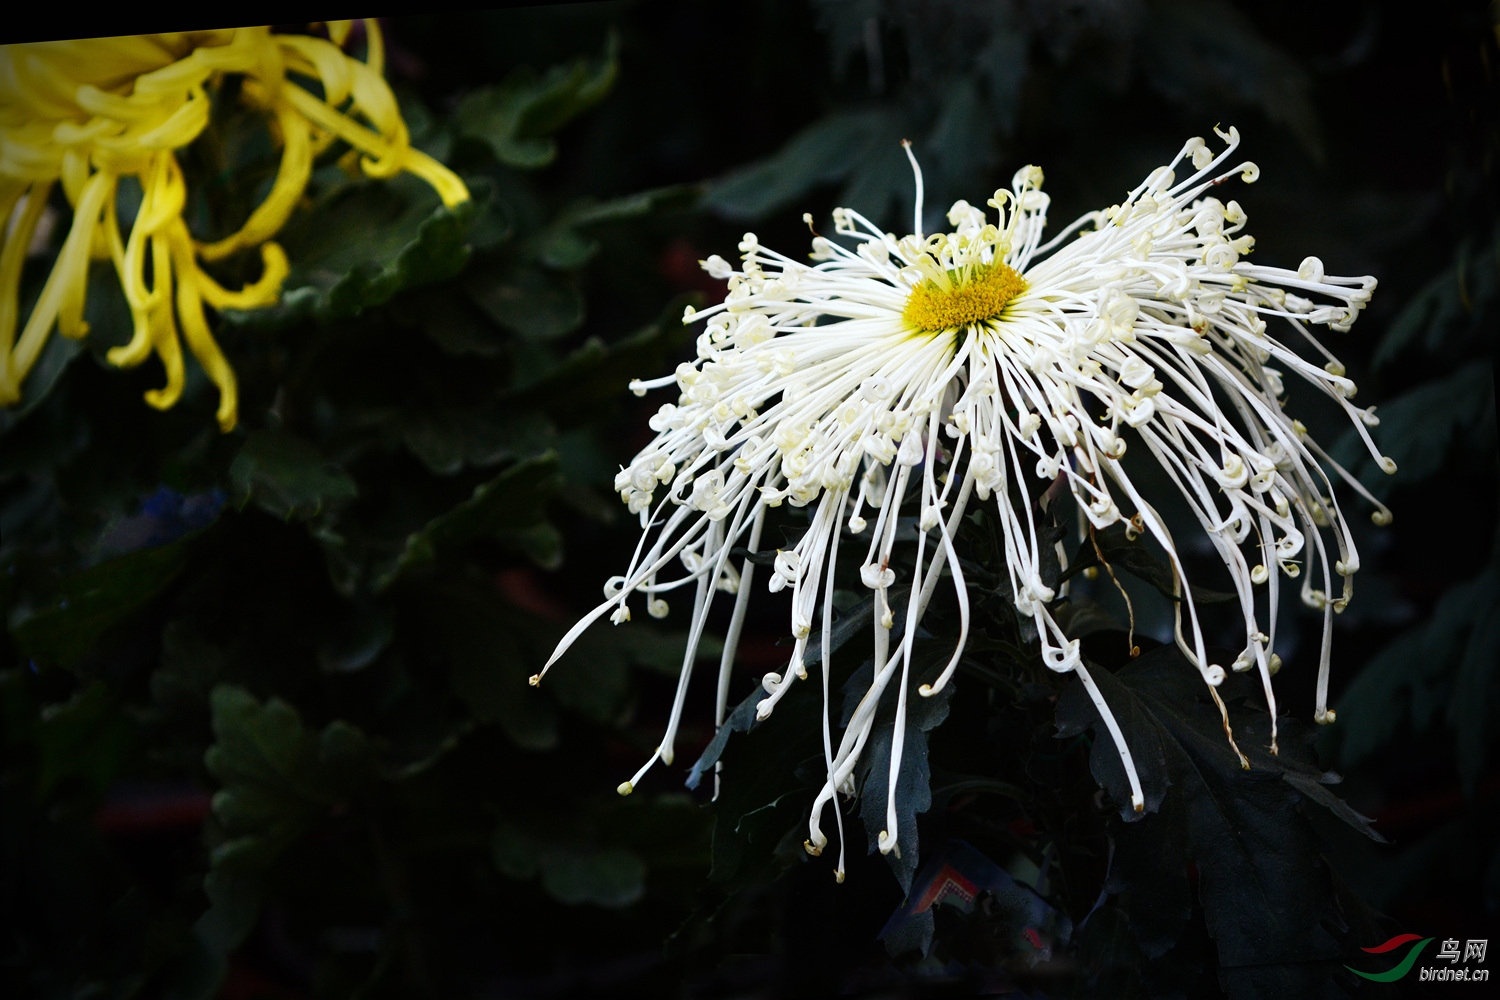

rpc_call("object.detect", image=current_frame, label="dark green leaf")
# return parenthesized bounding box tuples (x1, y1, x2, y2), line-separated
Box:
(1142, 0, 1322, 161)
(419, 583, 558, 751)
(491, 821, 648, 908)
(454, 37, 617, 169)
(13, 535, 196, 668)
(503, 296, 697, 426)
(391, 287, 510, 359)
(229, 430, 357, 521)
(464, 262, 584, 340)
(1062, 523, 1236, 605)
(315, 599, 393, 674)
(538, 847, 647, 908)
(1450, 572, 1500, 794)
(531, 185, 701, 270)
(1056, 648, 1380, 995)
(398, 408, 550, 476)
(852, 651, 954, 894)
(703, 110, 890, 219)
(1374, 230, 1498, 368)
(34, 681, 136, 798)
(382, 451, 560, 585)
(223, 174, 476, 329)
(1332, 360, 1495, 495)
(0, 331, 82, 436)
(1334, 565, 1499, 770)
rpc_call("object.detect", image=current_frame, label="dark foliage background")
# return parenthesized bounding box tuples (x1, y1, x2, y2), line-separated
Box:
(2, 2, 1497, 997)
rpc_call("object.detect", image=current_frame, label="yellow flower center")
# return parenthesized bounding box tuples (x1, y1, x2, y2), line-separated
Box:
(902, 262, 1027, 334)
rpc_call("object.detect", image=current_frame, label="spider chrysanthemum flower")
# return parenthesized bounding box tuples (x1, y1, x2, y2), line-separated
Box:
(538, 127, 1390, 878)
(0, 21, 469, 431)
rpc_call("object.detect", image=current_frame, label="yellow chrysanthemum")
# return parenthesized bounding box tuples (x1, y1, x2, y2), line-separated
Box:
(0, 21, 469, 431)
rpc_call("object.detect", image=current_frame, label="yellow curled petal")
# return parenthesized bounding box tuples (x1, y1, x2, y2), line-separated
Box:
(141, 293, 185, 412)
(324, 20, 354, 47)
(0, 181, 26, 240)
(401, 147, 471, 209)
(167, 220, 237, 431)
(74, 82, 172, 122)
(280, 82, 394, 167)
(362, 19, 385, 77)
(195, 241, 288, 310)
(52, 117, 121, 146)
(0, 124, 67, 180)
(130, 42, 222, 97)
(1, 180, 53, 400)
(277, 34, 351, 106)
(132, 151, 186, 237)
(109, 231, 172, 368)
(59, 173, 118, 338)
(135, 84, 211, 150)
(10, 170, 111, 384)
(346, 58, 403, 140)
(59, 147, 90, 205)
(198, 101, 310, 261)
(120, 180, 162, 313)
(281, 83, 466, 202)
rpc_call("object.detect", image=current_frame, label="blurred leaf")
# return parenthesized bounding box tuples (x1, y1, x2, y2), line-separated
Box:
(1374, 229, 1498, 368)
(703, 110, 890, 219)
(152, 620, 227, 715)
(533, 184, 700, 270)
(399, 408, 550, 476)
(1332, 360, 1495, 494)
(383, 451, 560, 584)
(1452, 602, 1500, 794)
(392, 287, 510, 359)
(202, 683, 354, 863)
(421, 583, 558, 751)
(12, 535, 196, 668)
(549, 624, 721, 726)
(229, 430, 358, 521)
(166, 870, 265, 1000)
(491, 821, 647, 908)
(454, 35, 618, 169)
(183, 687, 373, 1000)
(464, 261, 584, 340)
(0, 332, 82, 436)
(492, 822, 541, 879)
(0, 266, 129, 436)
(540, 847, 647, 908)
(1141, 0, 1322, 161)
(974, 16, 1028, 133)
(503, 295, 697, 426)
(35, 681, 136, 798)
(316, 599, 393, 674)
(1335, 564, 1500, 794)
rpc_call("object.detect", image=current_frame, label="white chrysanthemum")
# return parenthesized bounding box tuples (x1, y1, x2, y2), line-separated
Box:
(535, 126, 1389, 879)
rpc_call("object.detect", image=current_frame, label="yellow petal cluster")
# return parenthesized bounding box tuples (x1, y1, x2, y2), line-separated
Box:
(0, 21, 469, 431)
